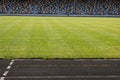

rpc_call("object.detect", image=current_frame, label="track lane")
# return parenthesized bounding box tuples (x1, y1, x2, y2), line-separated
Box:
(1, 59, 120, 80)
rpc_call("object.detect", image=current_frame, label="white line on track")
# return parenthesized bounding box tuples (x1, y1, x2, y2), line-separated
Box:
(14, 59, 120, 62)
(7, 66, 11, 70)
(92, 59, 120, 61)
(5, 75, 120, 79)
(74, 59, 87, 61)
(9, 60, 15, 66)
(18, 64, 111, 67)
(3, 71, 9, 76)
(0, 60, 15, 80)
(74, 59, 120, 61)
(15, 59, 44, 61)
(0, 77, 5, 80)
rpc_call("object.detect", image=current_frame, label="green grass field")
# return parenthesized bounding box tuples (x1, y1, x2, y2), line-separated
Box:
(0, 16, 120, 59)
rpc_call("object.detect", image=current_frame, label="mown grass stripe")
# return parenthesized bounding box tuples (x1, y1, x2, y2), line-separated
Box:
(0, 17, 120, 59)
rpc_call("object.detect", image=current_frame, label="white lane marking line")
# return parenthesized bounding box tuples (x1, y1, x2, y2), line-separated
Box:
(33, 59, 44, 61)
(15, 59, 44, 61)
(94, 59, 109, 61)
(0, 77, 5, 80)
(5, 76, 120, 79)
(18, 64, 111, 67)
(92, 59, 120, 61)
(9, 60, 15, 66)
(74, 59, 86, 61)
(109, 59, 120, 61)
(3, 71, 9, 76)
(0, 60, 15, 80)
(14, 59, 120, 62)
(74, 59, 120, 61)
(7, 66, 11, 70)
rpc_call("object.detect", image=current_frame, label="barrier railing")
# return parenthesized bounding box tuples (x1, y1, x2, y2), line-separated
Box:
(0, 14, 120, 17)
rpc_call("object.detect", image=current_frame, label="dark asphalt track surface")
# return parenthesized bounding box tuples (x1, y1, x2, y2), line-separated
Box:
(0, 60, 10, 77)
(0, 59, 120, 80)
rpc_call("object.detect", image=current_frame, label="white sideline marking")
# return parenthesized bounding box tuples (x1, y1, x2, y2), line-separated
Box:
(3, 71, 9, 76)
(0, 60, 15, 80)
(15, 59, 120, 61)
(5, 76, 120, 79)
(74, 59, 86, 61)
(9, 60, 15, 66)
(0, 77, 5, 80)
(7, 66, 11, 70)
(93, 59, 120, 61)
(21, 64, 111, 67)
(15, 59, 44, 61)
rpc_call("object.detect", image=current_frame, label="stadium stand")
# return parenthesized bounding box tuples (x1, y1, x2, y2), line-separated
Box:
(0, 0, 120, 15)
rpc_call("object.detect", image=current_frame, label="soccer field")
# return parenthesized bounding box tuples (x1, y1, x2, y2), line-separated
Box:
(0, 16, 120, 59)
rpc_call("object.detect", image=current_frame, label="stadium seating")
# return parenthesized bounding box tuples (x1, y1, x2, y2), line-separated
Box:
(0, 0, 119, 15)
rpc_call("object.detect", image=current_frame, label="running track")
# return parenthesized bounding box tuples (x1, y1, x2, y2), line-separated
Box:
(0, 59, 120, 80)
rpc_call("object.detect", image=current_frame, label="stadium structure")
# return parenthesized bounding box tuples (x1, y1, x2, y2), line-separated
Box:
(0, 0, 120, 16)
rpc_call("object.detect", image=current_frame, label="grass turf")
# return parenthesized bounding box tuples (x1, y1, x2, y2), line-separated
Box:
(0, 16, 120, 59)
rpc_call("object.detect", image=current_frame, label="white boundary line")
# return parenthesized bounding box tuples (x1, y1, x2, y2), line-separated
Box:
(75, 59, 120, 61)
(16, 64, 111, 67)
(0, 60, 15, 80)
(5, 75, 120, 79)
(15, 59, 120, 61)
(0, 77, 5, 80)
